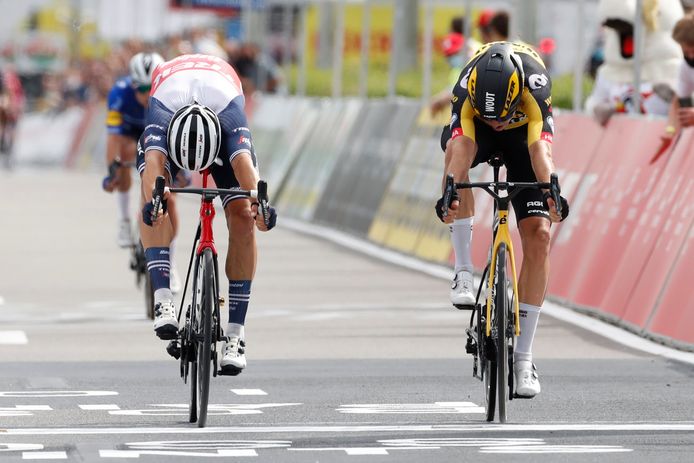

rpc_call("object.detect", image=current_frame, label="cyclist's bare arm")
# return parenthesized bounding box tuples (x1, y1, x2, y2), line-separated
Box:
(528, 140, 562, 223)
(230, 152, 270, 232)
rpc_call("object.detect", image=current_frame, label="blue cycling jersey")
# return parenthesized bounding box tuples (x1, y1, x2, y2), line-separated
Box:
(106, 76, 146, 140)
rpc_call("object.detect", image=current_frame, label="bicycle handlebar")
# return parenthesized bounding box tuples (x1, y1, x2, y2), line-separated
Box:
(166, 177, 272, 227)
(444, 172, 563, 217)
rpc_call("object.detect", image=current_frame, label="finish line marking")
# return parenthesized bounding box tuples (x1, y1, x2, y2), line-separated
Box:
(0, 331, 28, 345)
(3, 422, 694, 436)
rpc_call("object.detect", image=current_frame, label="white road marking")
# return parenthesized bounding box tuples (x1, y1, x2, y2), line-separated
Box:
(480, 445, 632, 454)
(0, 405, 52, 417)
(22, 451, 68, 460)
(5, 422, 694, 436)
(0, 444, 44, 452)
(0, 295, 5, 306)
(0, 330, 28, 345)
(126, 440, 291, 450)
(231, 389, 268, 396)
(380, 438, 544, 447)
(79, 404, 121, 410)
(337, 402, 485, 414)
(110, 403, 301, 417)
(0, 391, 118, 398)
(282, 217, 694, 365)
(99, 450, 257, 458)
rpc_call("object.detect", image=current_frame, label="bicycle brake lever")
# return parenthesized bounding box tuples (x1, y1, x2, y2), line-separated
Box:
(442, 173, 455, 219)
(151, 176, 166, 223)
(550, 173, 562, 217)
(257, 180, 270, 226)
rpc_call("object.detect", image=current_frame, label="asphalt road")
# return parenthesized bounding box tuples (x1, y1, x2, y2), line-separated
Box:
(0, 169, 693, 462)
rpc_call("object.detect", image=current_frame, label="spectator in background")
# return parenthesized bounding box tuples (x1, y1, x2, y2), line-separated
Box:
(479, 10, 510, 43)
(430, 15, 480, 115)
(664, 14, 694, 142)
(0, 64, 25, 169)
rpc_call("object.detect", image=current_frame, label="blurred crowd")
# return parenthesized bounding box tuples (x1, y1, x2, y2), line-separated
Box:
(9, 27, 285, 115)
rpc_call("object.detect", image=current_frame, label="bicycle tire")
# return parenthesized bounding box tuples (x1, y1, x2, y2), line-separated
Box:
(195, 248, 215, 428)
(481, 296, 496, 422)
(495, 243, 509, 423)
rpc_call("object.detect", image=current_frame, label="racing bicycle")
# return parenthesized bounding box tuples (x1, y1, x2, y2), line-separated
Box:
(103, 159, 155, 319)
(154, 173, 271, 428)
(443, 155, 562, 423)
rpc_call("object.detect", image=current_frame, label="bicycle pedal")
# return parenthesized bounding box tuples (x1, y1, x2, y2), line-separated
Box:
(155, 327, 178, 341)
(218, 366, 243, 376)
(166, 341, 181, 360)
(454, 303, 475, 311)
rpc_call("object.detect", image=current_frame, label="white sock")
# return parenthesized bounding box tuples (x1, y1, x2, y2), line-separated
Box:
(226, 323, 245, 340)
(451, 217, 474, 273)
(154, 288, 174, 305)
(117, 191, 130, 222)
(169, 238, 176, 264)
(515, 302, 541, 364)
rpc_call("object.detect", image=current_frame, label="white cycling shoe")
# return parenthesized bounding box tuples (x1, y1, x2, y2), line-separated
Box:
(514, 361, 541, 398)
(450, 270, 475, 307)
(153, 301, 179, 340)
(219, 337, 246, 376)
(117, 219, 134, 248)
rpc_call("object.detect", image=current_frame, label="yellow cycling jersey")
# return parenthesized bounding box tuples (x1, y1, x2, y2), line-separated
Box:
(448, 41, 554, 146)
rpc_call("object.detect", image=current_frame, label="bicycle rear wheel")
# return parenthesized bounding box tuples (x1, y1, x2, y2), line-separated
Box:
(495, 243, 509, 423)
(195, 248, 215, 428)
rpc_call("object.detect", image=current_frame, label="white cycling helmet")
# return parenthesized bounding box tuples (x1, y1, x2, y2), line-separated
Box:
(129, 52, 164, 88)
(167, 102, 222, 172)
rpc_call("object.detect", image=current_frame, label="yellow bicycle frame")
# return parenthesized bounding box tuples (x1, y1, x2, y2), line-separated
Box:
(485, 209, 521, 337)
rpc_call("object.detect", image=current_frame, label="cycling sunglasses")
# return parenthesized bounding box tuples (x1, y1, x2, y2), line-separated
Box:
(133, 83, 151, 93)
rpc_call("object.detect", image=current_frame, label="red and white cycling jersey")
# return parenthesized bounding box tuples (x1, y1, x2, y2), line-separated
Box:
(150, 54, 244, 113)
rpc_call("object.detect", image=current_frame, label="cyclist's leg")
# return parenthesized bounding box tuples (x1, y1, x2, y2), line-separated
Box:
(212, 116, 259, 372)
(139, 146, 179, 336)
(503, 131, 551, 396)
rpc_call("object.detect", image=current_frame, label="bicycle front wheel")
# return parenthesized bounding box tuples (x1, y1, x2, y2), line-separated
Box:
(495, 243, 509, 423)
(195, 248, 216, 428)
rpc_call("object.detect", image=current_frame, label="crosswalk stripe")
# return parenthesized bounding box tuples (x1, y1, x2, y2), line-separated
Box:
(22, 451, 68, 460)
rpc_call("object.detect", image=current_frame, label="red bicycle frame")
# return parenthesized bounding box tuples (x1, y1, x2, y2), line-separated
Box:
(196, 170, 217, 257)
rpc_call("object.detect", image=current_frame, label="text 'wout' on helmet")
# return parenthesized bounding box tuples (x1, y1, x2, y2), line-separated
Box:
(167, 103, 222, 172)
(467, 42, 524, 121)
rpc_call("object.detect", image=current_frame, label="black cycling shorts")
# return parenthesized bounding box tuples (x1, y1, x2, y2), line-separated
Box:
(440, 119, 550, 223)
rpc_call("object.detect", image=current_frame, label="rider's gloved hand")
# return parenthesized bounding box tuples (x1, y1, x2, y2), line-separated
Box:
(435, 192, 459, 223)
(543, 192, 569, 222)
(252, 202, 277, 231)
(264, 205, 277, 230)
(142, 196, 169, 226)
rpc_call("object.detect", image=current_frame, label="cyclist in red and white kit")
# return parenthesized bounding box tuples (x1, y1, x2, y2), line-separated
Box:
(139, 54, 277, 375)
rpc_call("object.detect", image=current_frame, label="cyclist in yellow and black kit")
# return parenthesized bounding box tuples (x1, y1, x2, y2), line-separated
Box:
(436, 41, 569, 398)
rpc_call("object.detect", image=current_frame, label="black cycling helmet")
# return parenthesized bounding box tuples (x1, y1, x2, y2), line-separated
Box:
(467, 42, 524, 121)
